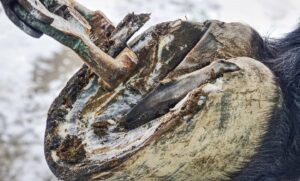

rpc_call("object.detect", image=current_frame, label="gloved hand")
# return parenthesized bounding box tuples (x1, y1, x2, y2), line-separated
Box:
(0, 0, 43, 38)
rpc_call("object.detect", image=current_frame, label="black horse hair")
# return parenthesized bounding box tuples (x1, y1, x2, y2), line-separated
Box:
(232, 24, 300, 181)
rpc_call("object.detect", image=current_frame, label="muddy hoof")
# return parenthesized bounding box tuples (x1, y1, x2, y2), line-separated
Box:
(45, 20, 280, 181)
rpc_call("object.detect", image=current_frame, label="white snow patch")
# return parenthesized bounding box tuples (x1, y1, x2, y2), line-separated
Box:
(158, 34, 175, 60)
(131, 34, 154, 52)
(51, 151, 60, 163)
(83, 118, 161, 162)
(202, 78, 224, 93)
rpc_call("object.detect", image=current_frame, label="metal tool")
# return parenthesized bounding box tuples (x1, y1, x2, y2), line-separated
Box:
(2, 0, 150, 89)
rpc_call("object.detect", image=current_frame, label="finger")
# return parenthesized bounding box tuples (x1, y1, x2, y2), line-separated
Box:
(0, 0, 43, 38)
(17, 0, 54, 24)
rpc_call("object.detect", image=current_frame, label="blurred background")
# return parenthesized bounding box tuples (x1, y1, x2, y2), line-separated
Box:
(0, 0, 299, 180)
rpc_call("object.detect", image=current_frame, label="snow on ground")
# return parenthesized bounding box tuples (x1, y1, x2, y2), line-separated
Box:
(0, 0, 299, 180)
(77, 0, 300, 37)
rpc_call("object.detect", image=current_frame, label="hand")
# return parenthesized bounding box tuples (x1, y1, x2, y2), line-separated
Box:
(0, 0, 43, 38)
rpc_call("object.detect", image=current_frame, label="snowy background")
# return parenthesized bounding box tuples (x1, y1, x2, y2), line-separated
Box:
(0, 0, 299, 180)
